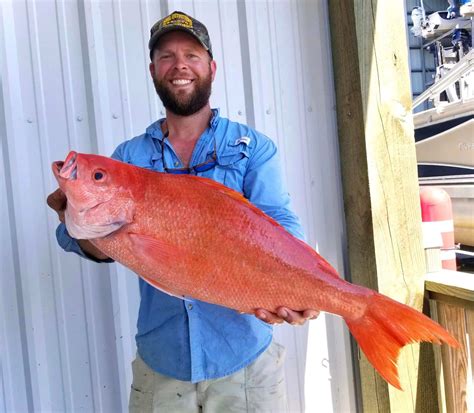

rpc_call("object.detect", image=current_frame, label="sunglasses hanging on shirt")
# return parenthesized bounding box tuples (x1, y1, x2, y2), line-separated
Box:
(160, 130, 218, 174)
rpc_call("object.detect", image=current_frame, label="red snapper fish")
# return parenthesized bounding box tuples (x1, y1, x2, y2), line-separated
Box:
(51, 151, 459, 390)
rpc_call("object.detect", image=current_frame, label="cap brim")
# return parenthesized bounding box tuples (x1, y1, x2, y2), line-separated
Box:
(148, 26, 210, 56)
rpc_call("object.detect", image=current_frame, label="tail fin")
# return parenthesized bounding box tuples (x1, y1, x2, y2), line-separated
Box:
(345, 293, 460, 390)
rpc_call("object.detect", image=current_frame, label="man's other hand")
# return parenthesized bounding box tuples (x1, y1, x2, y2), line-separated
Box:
(47, 188, 67, 223)
(254, 307, 320, 325)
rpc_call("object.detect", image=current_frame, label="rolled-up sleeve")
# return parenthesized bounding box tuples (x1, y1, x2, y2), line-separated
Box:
(243, 138, 305, 241)
(56, 223, 114, 263)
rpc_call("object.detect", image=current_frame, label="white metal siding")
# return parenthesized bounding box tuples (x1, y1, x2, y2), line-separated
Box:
(1, 1, 355, 412)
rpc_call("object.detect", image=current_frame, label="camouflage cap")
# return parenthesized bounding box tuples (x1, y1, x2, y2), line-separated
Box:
(148, 11, 213, 60)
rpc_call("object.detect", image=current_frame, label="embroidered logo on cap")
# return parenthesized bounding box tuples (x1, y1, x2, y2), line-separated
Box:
(162, 12, 193, 29)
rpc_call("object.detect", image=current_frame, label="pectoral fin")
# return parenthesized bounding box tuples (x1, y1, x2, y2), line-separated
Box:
(128, 233, 189, 300)
(129, 233, 184, 265)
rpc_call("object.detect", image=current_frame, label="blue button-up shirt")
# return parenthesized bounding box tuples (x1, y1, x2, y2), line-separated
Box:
(56, 109, 304, 382)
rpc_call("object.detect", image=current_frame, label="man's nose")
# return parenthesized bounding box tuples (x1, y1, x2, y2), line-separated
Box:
(173, 54, 188, 70)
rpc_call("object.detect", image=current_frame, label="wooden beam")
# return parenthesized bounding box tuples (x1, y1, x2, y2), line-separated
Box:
(426, 270, 474, 412)
(328, 1, 434, 411)
(425, 271, 474, 303)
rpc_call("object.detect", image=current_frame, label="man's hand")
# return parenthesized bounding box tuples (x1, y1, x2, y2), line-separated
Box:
(46, 188, 110, 261)
(255, 307, 320, 325)
(47, 188, 67, 223)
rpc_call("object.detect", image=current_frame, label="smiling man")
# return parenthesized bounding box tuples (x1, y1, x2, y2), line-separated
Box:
(47, 10, 318, 412)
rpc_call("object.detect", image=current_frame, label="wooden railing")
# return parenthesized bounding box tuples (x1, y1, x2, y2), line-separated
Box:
(425, 270, 474, 412)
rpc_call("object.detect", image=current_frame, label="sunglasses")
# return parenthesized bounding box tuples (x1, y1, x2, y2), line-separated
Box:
(161, 131, 217, 175)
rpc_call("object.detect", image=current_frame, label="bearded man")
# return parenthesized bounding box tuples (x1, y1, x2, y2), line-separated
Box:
(47, 11, 318, 412)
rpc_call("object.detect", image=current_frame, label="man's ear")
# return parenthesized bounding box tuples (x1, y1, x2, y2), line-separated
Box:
(210, 60, 217, 82)
(149, 62, 155, 78)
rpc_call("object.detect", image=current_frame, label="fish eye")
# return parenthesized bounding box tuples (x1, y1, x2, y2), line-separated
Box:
(93, 169, 106, 182)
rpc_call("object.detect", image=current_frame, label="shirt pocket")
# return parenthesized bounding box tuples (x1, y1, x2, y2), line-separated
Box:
(210, 143, 250, 191)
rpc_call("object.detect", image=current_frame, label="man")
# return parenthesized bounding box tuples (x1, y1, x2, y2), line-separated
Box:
(47, 11, 318, 412)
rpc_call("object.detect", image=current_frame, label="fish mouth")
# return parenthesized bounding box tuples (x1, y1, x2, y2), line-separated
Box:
(52, 151, 78, 181)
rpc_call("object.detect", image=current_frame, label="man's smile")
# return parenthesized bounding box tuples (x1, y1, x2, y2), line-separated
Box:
(171, 79, 193, 86)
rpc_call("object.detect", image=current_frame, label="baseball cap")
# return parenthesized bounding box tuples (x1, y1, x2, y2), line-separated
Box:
(148, 11, 213, 59)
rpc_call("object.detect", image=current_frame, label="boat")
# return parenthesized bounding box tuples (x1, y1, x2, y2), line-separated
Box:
(410, 1, 474, 248)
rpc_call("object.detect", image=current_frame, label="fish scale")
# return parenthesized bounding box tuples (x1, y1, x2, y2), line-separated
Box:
(52, 151, 460, 390)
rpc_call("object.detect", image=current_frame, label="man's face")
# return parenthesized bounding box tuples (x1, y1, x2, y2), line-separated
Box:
(150, 31, 216, 116)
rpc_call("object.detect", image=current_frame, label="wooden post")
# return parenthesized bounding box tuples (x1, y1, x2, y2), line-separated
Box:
(328, 1, 435, 411)
(426, 271, 474, 413)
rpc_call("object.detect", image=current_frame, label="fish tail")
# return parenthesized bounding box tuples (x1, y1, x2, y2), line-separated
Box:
(345, 292, 460, 390)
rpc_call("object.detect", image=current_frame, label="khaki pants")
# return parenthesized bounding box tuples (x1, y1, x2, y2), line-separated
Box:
(129, 341, 287, 413)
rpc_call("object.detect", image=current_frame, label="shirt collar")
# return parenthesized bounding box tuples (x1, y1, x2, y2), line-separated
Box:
(146, 108, 220, 141)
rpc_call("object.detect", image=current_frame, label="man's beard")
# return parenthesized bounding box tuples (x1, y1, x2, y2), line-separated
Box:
(153, 70, 212, 116)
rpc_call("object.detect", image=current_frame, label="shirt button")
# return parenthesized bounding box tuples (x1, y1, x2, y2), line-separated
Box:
(188, 303, 193, 310)
(174, 161, 180, 167)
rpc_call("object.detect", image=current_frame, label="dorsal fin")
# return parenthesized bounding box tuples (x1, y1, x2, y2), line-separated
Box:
(191, 175, 252, 204)
(184, 175, 340, 278)
(188, 175, 281, 225)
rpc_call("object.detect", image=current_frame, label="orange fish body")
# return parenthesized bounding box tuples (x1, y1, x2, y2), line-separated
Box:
(52, 151, 459, 390)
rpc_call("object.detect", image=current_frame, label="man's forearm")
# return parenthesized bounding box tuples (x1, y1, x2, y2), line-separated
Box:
(77, 239, 110, 261)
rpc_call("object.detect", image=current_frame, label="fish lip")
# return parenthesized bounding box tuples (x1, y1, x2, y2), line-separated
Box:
(52, 150, 78, 181)
(58, 151, 78, 180)
(52, 161, 64, 179)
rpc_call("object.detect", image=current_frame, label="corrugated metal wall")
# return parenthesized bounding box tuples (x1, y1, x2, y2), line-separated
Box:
(0, 1, 355, 412)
